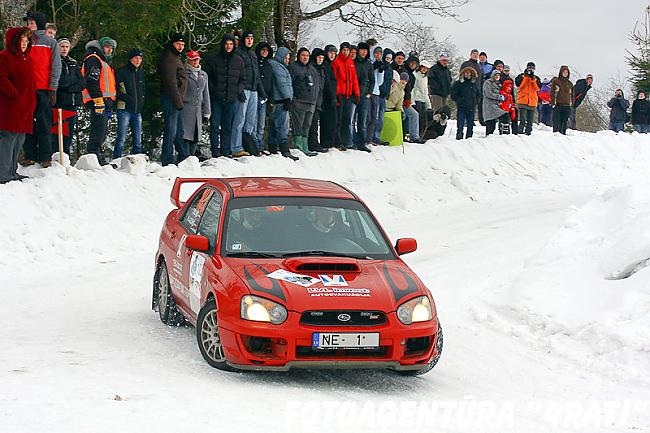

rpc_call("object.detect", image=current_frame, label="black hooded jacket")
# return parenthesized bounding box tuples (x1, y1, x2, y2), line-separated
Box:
(204, 35, 246, 103)
(116, 62, 145, 113)
(235, 43, 267, 99)
(379, 49, 394, 98)
(288, 48, 318, 106)
(428, 60, 452, 98)
(310, 48, 325, 110)
(322, 51, 338, 105)
(255, 42, 274, 101)
(354, 53, 375, 97)
(632, 94, 650, 125)
(55, 55, 85, 108)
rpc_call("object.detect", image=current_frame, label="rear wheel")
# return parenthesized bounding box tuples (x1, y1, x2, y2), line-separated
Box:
(196, 298, 236, 371)
(397, 323, 443, 376)
(154, 260, 186, 326)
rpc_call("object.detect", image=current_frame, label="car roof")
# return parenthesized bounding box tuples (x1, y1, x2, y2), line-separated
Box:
(210, 177, 357, 199)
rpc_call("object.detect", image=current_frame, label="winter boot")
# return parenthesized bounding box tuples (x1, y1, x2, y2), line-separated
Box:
(295, 136, 317, 156)
(282, 151, 299, 161)
(242, 132, 259, 156)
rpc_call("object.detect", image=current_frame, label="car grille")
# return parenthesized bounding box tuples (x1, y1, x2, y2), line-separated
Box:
(300, 310, 387, 327)
(296, 346, 388, 358)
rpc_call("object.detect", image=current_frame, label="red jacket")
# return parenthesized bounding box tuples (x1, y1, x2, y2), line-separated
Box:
(0, 27, 36, 134)
(499, 79, 516, 121)
(30, 29, 61, 90)
(332, 53, 360, 98)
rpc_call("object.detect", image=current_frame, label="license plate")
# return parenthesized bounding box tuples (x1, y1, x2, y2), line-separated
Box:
(312, 333, 379, 348)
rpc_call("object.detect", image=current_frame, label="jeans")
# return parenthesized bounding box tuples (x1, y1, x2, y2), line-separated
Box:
(232, 89, 257, 152)
(403, 106, 420, 140)
(160, 94, 185, 165)
(365, 94, 379, 143)
(268, 106, 290, 153)
(518, 106, 535, 135)
(609, 121, 625, 133)
(456, 110, 475, 139)
(355, 96, 369, 147)
(336, 97, 355, 147)
(114, 110, 143, 158)
(350, 103, 357, 146)
(372, 97, 386, 143)
(568, 106, 577, 129)
(553, 105, 571, 134)
(24, 89, 53, 162)
(634, 124, 650, 133)
(209, 99, 236, 157)
(0, 131, 24, 182)
(540, 104, 553, 126)
(254, 100, 267, 152)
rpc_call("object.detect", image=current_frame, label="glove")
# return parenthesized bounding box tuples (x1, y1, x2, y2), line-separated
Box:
(337, 95, 342, 106)
(283, 99, 291, 111)
(238, 92, 247, 103)
(498, 95, 506, 101)
(269, 103, 275, 113)
(404, 99, 411, 108)
(48, 90, 57, 106)
(92, 97, 105, 115)
(354, 95, 360, 104)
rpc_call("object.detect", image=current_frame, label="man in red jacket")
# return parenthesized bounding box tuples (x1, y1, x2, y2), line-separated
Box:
(21, 11, 61, 168)
(0, 27, 36, 183)
(332, 42, 360, 150)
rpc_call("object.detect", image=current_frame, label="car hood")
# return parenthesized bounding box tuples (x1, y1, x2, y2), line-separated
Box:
(224, 257, 427, 312)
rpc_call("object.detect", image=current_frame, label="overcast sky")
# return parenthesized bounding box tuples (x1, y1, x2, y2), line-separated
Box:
(311, 0, 647, 93)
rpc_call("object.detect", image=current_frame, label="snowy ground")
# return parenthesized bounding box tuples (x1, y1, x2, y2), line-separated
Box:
(1, 125, 649, 432)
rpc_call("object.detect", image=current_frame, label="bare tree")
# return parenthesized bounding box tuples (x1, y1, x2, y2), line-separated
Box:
(395, 24, 460, 70)
(249, 0, 467, 52)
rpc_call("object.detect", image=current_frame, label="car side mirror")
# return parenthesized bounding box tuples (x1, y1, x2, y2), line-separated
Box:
(395, 238, 417, 255)
(186, 235, 210, 252)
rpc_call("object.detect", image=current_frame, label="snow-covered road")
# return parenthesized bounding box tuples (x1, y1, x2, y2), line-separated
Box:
(1, 127, 649, 432)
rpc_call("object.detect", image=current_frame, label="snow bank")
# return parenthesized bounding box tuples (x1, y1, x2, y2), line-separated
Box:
(489, 186, 650, 384)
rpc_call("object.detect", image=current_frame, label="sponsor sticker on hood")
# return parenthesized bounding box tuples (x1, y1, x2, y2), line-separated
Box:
(307, 287, 371, 297)
(267, 269, 320, 287)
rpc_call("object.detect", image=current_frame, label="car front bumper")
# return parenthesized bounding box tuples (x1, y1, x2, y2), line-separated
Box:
(217, 311, 440, 371)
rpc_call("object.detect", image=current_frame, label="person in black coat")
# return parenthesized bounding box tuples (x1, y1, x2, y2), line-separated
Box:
(353, 42, 374, 151)
(570, 74, 593, 129)
(52, 37, 84, 155)
(254, 42, 274, 153)
(114, 48, 145, 158)
(320, 45, 338, 148)
(288, 47, 319, 156)
(204, 34, 246, 157)
(632, 90, 650, 133)
(450, 66, 480, 140)
(308, 48, 327, 153)
(427, 53, 452, 112)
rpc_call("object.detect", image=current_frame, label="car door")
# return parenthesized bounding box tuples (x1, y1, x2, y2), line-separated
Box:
(173, 187, 216, 314)
(189, 190, 224, 317)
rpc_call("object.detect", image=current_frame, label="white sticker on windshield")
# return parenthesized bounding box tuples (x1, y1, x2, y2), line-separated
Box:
(231, 243, 242, 251)
(267, 269, 319, 287)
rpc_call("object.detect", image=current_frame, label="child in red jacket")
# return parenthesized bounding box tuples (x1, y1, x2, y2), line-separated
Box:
(500, 79, 516, 121)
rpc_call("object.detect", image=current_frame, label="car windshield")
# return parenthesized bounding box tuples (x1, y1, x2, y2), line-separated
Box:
(221, 197, 394, 260)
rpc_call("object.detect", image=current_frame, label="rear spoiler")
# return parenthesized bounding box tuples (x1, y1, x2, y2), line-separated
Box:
(170, 177, 213, 208)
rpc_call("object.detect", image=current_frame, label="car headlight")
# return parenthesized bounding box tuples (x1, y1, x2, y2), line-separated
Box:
(241, 295, 288, 324)
(397, 296, 432, 325)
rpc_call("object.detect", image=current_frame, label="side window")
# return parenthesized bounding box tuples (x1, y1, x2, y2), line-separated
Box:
(197, 192, 223, 249)
(180, 188, 215, 234)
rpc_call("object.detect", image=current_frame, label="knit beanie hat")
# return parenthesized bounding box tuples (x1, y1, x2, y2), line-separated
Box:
(527, 61, 536, 68)
(340, 42, 351, 50)
(170, 33, 185, 44)
(325, 44, 338, 53)
(128, 48, 144, 59)
(357, 42, 370, 51)
(399, 72, 409, 81)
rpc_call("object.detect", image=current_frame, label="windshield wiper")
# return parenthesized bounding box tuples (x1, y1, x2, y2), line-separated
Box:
(281, 250, 371, 260)
(226, 252, 280, 258)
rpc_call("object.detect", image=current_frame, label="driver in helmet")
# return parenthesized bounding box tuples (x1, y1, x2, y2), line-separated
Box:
(228, 207, 266, 252)
(310, 207, 337, 234)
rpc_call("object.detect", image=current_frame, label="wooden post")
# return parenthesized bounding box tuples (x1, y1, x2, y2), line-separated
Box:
(57, 108, 64, 165)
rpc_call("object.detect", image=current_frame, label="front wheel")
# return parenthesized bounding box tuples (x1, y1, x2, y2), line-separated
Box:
(397, 323, 443, 376)
(196, 298, 236, 371)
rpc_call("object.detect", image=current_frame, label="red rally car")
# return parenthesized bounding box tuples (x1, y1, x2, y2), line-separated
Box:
(152, 177, 443, 375)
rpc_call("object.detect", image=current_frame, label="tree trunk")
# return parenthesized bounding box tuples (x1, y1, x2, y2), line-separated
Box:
(273, 0, 300, 53)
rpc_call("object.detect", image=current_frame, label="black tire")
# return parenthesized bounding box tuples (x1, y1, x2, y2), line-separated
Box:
(196, 298, 236, 371)
(154, 260, 186, 326)
(397, 323, 444, 376)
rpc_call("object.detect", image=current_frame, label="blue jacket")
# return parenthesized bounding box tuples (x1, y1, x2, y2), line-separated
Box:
(269, 47, 293, 102)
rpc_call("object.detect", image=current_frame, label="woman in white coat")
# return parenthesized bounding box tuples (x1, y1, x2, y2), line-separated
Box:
(181, 50, 211, 159)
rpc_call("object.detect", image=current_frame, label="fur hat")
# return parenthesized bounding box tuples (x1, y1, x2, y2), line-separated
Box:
(98, 36, 117, 49)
